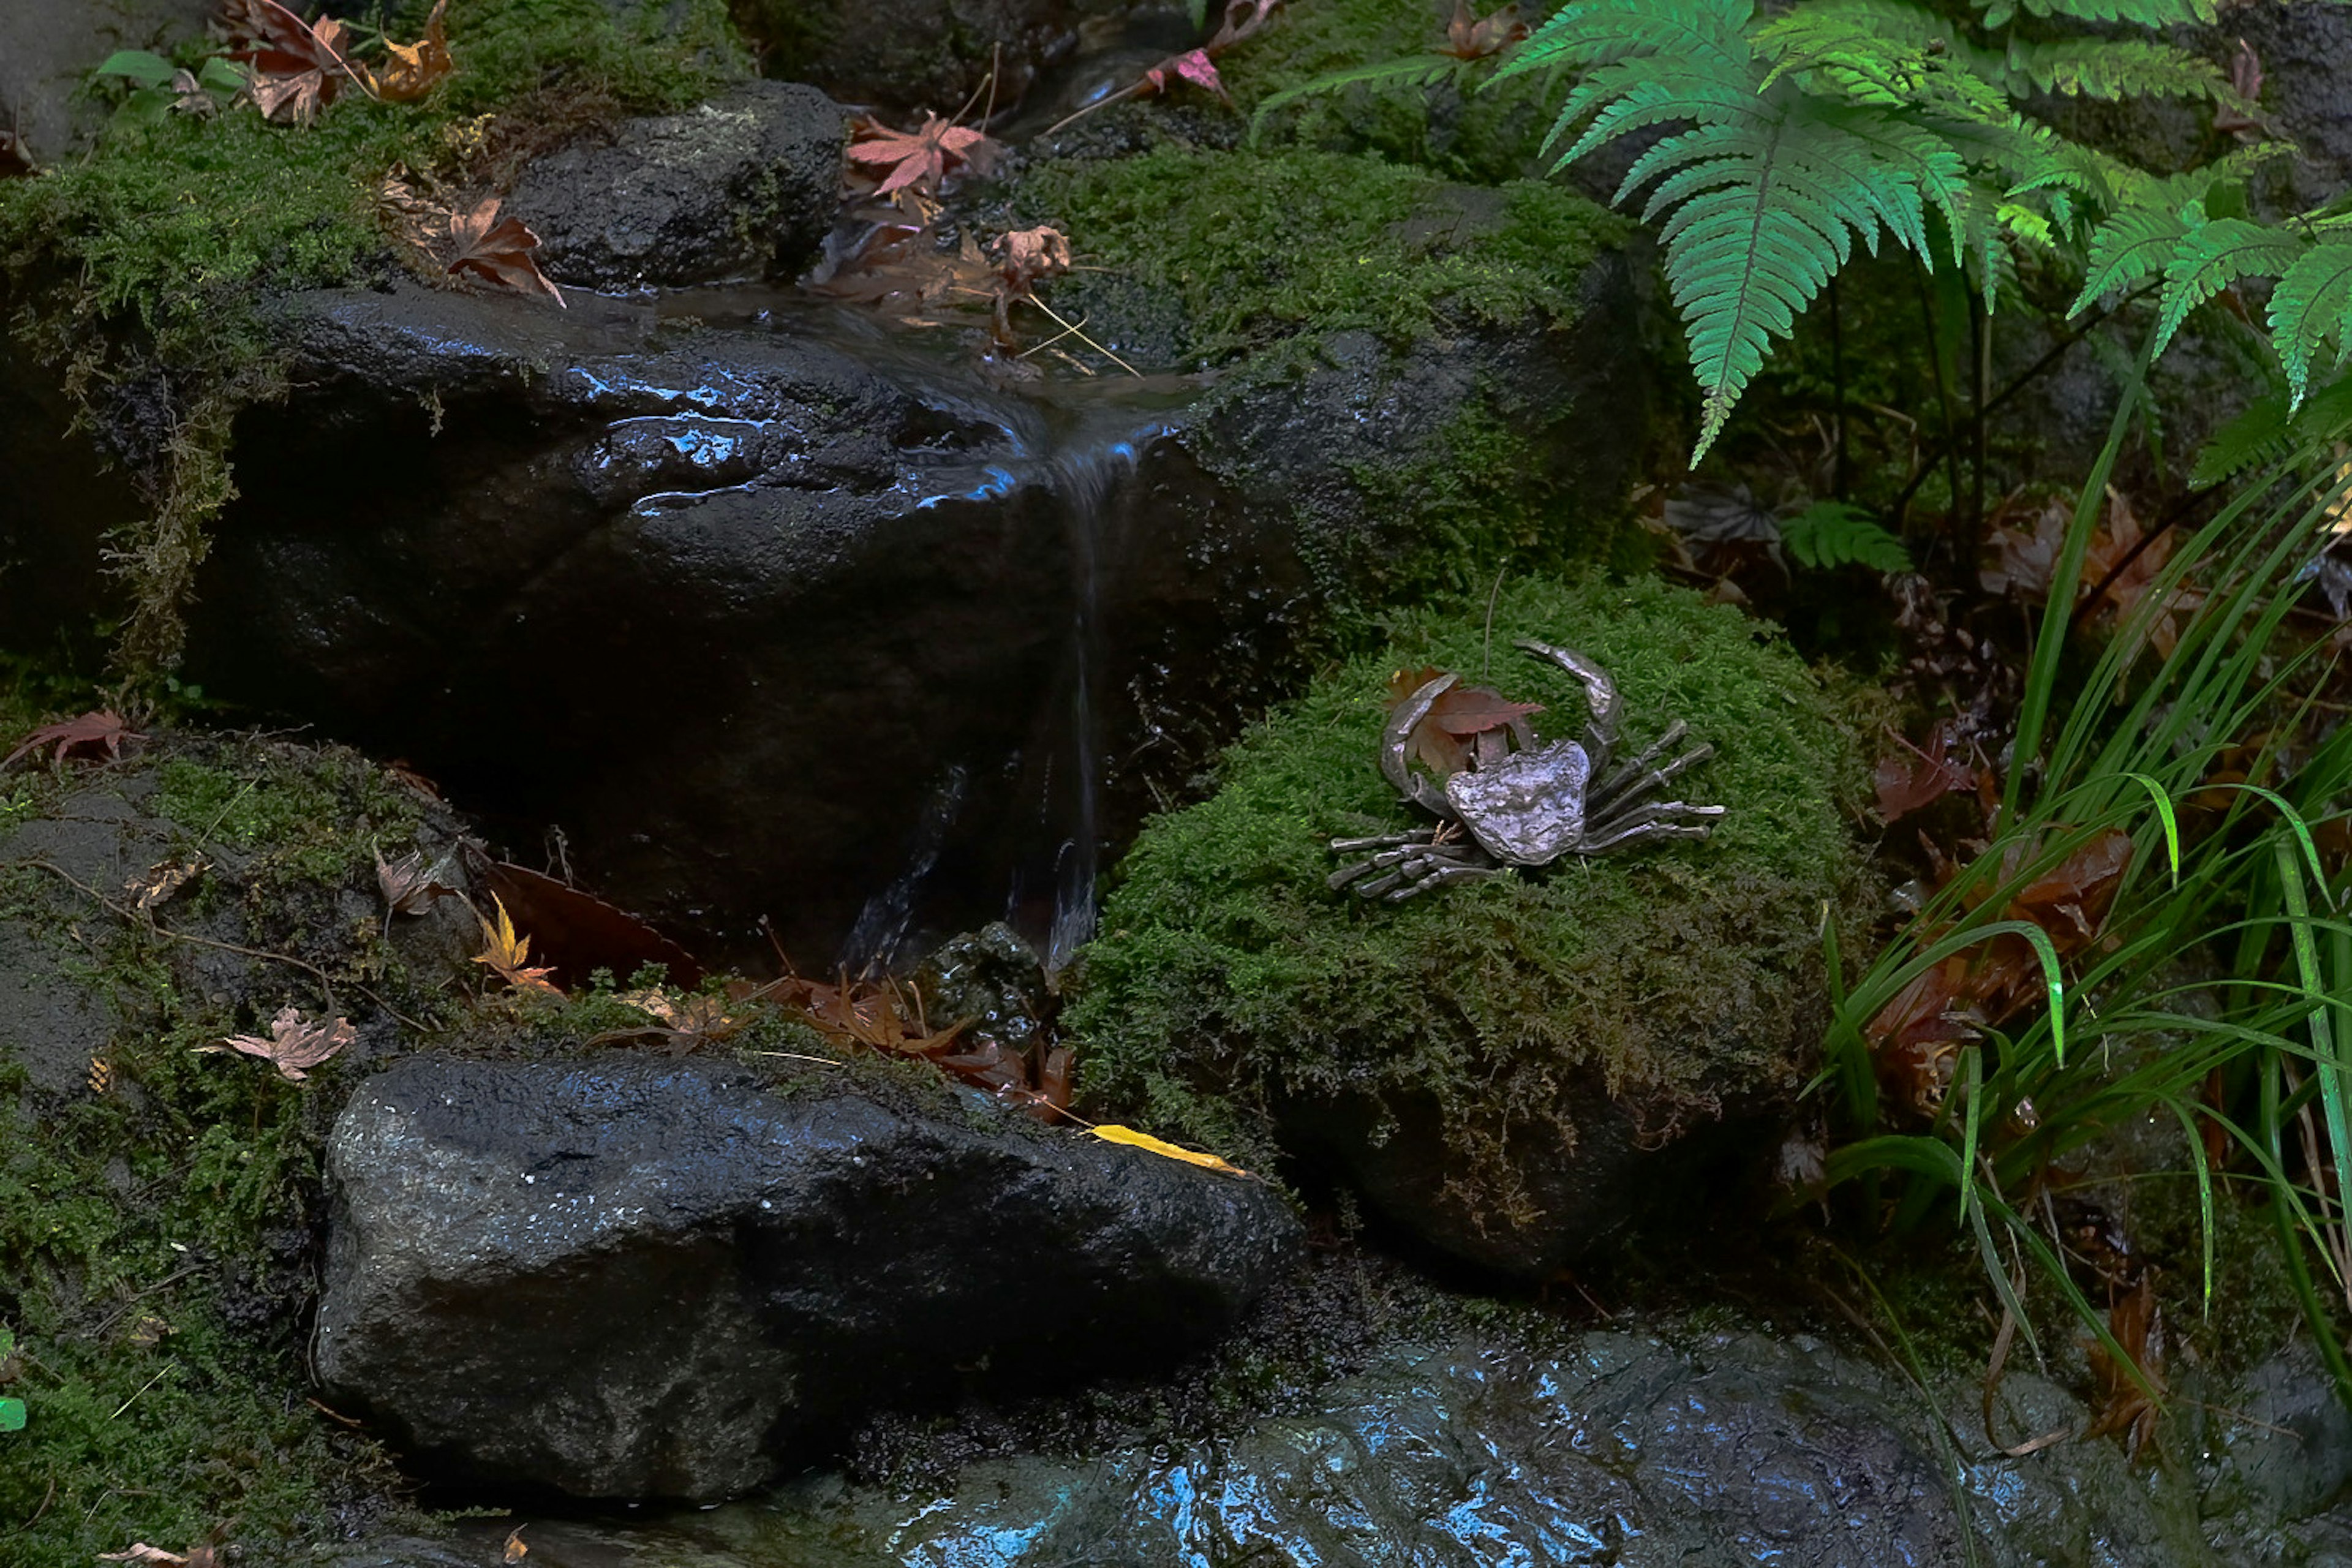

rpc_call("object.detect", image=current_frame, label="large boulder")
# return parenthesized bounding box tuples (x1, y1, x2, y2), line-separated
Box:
(145, 164, 1645, 967)
(734, 0, 1123, 118)
(314, 1052, 1301, 1500)
(1066, 575, 1875, 1278)
(505, 80, 848, 293)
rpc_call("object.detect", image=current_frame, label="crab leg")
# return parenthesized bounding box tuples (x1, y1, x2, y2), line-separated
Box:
(1580, 800, 1726, 853)
(1515, 638, 1619, 763)
(1591, 740, 1716, 820)
(1591, 719, 1688, 805)
(1381, 671, 1460, 817)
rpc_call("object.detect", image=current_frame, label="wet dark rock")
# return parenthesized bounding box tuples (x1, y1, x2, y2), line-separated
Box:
(505, 81, 849, 294)
(738, 0, 1123, 119)
(314, 1052, 1301, 1500)
(156, 239, 1644, 965)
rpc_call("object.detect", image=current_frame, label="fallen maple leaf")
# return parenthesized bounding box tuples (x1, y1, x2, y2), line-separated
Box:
(1090, 1123, 1251, 1177)
(375, 0, 451, 102)
(0, 121, 32, 177)
(846, 114, 994, 199)
(1385, 668, 1543, 778)
(1874, 720, 1973, 824)
(219, 0, 375, 124)
(126, 856, 205, 913)
(375, 849, 447, 916)
(474, 895, 561, 995)
(1141, 47, 1232, 107)
(444, 198, 564, 305)
(2, 709, 141, 769)
(99, 1548, 189, 1566)
(1440, 0, 1530, 59)
(503, 1526, 529, 1564)
(197, 1005, 353, 1083)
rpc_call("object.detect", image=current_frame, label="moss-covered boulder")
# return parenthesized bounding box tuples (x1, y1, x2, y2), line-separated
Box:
(1067, 574, 1875, 1276)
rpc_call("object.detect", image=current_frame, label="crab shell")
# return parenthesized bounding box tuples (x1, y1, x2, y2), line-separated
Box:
(1442, 738, 1594, 867)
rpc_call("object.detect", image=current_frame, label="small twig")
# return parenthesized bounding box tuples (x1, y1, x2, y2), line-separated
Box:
(26, 858, 342, 1015)
(108, 1364, 173, 1421)
(1016, 312, 1094, 359)
(1023, 296, 1140, 376)
(1481, 565, 1509, 681)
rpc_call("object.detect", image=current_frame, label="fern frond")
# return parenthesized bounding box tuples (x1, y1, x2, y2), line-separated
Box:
(1781, 501, 1913, 571)
(2152, 217, 2305, 356)
(2000, 37, 2238, 105)
(2269, 242, 2352, 407)
(1495, 0, 1753, 83)
(1975, 0, 2215, 25)
(2068, 205, 2190, 314)
(1248, 55, 1461, 146)
(2190, 370, 2352, 486)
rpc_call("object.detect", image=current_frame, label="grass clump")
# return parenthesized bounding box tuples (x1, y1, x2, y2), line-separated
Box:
(1066, 573, 1872, 1221)
(0, 0, 747, 671)
(1025, 146, 1626, 364)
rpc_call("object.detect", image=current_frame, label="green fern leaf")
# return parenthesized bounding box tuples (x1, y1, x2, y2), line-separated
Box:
(1248, 56, 1461, 146)
(2000, 38, 2237, 105)
(1498, 0, 1754, 83)
(1781, 501, 1914, 571)
(2269, 241, 2352, 407)
(2068, 204, 2190, 315)
(2152, 217, 2306, 356)
(2190, 369, 2352, 486)
(1976, 0, 2215, 24)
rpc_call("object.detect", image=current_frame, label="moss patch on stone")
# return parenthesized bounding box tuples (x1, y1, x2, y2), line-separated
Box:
(1023, 146, 1626, 364)
(0, 0, 747, 669)
(1065, 573, 1872, 1207)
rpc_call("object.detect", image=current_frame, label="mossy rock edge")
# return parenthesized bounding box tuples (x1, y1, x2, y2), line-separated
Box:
(1067, 573, 1877, 1276)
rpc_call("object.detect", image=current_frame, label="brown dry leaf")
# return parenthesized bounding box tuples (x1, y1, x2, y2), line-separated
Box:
(1441, 0, 1530, 59)
(0, 123, 33, 177)
(503, 1526, 529, 1564)
(375, 0, 452, 101)
(2213, 36, 2265, 140)
(2084, 1275, 2165, 1459)
(220, 0, 375, 124)
(2, 709, 142, 769)
(1980, 496, 2066, 601)
(99, 1547, 189, 1566)
(127, 856, 205, 913)
(1089, 1123, 1251, 1177)
(1139, 47, 1233, 107)
(846, 114, 995, 198)
(1874, 720, 1973, 824)
(88, 1056, 113, 1095)
(607, 988, 743, 1052)
(990, 225, 1072, 295)
(474, 895, 561, 995)
(198, 1005, 355, 1082)
(2082, 488, 2197, 660)
(445, 198, 565, 306)
(375, 850, 445, 916)
(1384, 667, 1542, 779)
(376, 170, 449, 261)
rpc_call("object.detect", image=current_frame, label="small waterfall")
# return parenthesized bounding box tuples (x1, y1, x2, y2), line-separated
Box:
(1039, 440, 1125, 978)
(840, 764, 970, 974)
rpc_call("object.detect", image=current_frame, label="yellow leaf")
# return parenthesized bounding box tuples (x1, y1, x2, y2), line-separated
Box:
(1087, 1123, 1250, 1177)
(473, 896, 560, 995)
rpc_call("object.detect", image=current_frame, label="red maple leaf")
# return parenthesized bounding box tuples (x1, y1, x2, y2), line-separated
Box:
(219, 0, 374, 124)
(3, 710, 142, 769)
(1440, 1, 1530, 59)
(846, 115, 995, 198)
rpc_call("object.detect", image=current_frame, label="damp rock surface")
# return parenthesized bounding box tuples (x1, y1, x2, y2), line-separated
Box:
(506, 81, 848, 293)
(314, 1052, 1301, 1501)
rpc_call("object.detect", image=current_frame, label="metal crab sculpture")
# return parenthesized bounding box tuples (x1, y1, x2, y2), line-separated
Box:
(1328, 638, 1726, 900)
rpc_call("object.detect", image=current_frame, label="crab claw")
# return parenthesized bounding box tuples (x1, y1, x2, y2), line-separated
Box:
(1382, 671, 1459, 816)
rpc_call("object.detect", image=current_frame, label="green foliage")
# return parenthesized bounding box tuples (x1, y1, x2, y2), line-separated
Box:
(1482, 0, 2265, 461)
(1779, 500, 1912, 572)
(1822, 356, 2352, 1401)
(1028, 147, 1625, 362)
(1068, 573, 1871, 1214)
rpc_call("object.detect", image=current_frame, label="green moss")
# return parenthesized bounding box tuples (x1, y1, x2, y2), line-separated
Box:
(1066, 573, 1872, 1209)
(0, 0, 747, 669)
(1025, 147, 1626, 363)
(153, 751, 420, 891)
(1223, 0, 1567, 184)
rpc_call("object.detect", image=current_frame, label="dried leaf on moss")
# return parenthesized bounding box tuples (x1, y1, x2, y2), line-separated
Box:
(1874, 720, 1973, 823)
(375, 0, 453, 102)
(198, 1005, 353, 1082)
(221, 0, 373, 124)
